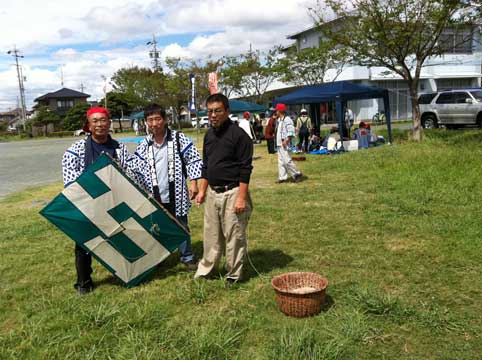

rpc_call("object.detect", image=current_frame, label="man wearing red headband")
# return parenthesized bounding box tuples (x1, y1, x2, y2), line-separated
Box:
(62, 106, 133, 295)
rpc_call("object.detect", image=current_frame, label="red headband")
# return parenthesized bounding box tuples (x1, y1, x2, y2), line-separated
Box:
(87, 106, 110, 118)
(83, 107, 110, 132)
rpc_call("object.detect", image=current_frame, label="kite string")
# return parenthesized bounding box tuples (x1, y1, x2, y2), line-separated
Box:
(245, 213, 269, 282)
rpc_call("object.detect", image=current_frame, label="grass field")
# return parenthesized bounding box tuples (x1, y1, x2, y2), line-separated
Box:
(1, 129, 482, 359)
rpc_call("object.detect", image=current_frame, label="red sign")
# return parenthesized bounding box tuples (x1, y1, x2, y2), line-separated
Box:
(208, 72, 218, 94)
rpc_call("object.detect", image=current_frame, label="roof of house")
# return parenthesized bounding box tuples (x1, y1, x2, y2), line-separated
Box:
(34, 88, 90, 102)
(286, 25, 318, 40)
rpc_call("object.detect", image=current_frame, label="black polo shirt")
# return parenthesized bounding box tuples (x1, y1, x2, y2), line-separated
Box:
(201, 120, 253, 186)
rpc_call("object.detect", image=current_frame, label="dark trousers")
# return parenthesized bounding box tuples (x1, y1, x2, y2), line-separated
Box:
(298, 133, 309, 152)
(267, 138, 276, 154)
(75, 244, 93, 286)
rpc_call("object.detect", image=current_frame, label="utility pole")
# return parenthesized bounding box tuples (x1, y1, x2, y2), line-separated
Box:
(7, 46, 27, 131)
(146, 34, 161, 71)
(60, 64, 66, 87)
(80, 83, 85, 93)
(101, 75, 108, 109)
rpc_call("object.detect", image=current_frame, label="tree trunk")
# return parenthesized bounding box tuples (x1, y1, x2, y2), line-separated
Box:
(409, 84, 422, 142)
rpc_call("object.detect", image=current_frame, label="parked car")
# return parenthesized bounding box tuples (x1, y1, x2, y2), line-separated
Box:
(419, 88, 482, 129)
(191, 116, 209, 128)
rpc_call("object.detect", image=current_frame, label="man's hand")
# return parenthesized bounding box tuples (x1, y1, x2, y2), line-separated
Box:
(189, 180, 199, 200)
(233, 196, 246, 214)
(282, 138, 290, 149)
(195, 191, 206, 206)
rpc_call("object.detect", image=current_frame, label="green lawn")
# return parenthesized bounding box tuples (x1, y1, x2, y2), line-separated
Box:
(1, 130, 482, 359)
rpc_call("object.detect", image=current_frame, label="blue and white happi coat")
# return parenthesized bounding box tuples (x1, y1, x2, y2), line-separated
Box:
(276, 116, 296, 147)
(131, 131, 203, 217)
(62, 137, 134, 187)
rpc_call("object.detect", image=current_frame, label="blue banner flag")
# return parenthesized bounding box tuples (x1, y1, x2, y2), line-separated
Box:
(40, 154, 189, 287)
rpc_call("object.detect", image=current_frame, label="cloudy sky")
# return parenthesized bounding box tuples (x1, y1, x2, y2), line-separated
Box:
(0, 0, 318, 111)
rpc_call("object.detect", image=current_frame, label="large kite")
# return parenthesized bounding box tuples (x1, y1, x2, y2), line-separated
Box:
(40, 153, 189, 287)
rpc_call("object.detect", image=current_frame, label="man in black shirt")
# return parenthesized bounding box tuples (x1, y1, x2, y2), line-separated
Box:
(194, 93, 253, 284)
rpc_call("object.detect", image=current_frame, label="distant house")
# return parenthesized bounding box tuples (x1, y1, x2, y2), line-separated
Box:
(0, 108, 33, 131)
(34, 88, 90, 116)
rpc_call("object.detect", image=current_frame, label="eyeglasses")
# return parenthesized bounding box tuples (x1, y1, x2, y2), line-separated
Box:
(146, 117, 164, 123)
(207, 108, 224, 115)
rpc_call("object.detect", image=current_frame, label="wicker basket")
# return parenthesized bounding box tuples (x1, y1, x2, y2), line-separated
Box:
(271, 272, 328, 318)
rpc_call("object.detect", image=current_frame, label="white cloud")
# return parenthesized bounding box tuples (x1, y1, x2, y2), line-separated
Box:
(0, 0, 317, 111)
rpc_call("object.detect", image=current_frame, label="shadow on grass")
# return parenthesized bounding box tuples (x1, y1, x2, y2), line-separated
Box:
(95, 245, 294, 288)
(95, 241, 204, 289)
(321, 294, 335, 312)
(244, 248, 294, 279)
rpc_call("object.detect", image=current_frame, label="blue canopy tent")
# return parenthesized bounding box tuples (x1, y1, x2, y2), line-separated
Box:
(273, 81, 392, 145)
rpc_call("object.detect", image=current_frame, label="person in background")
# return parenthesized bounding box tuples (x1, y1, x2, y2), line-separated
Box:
(343, 106, 355, 138)
(194, 93, 253, 285)
(130, 104, 203, 271)
(238, 111, 254, 140)
(264, 111, 277, 154)
(352, 121, 369, 149)
(62, 107, 134, 295)
(275, 103, 305, 183)
(322, 126, 341, 151)
(296, 108, 312, 153)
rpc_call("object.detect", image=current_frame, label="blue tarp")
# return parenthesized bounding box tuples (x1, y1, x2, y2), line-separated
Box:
(273, 81, 392, 144)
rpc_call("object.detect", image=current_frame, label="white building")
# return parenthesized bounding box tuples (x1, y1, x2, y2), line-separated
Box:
(285, 24, 482, 121)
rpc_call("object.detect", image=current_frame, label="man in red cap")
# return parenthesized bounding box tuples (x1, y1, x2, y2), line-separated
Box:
(62, 106, 133, 295)
(274, 103, 305, 183)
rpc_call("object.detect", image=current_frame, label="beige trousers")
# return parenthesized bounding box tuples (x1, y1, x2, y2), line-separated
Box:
(195, 186, 252, 281)
(277, 146, 301, 181)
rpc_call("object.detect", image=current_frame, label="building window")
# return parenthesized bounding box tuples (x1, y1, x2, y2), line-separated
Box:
(436, 78, 474, 90)
(439, 27, 473, 54)
(57, 100, 74, 109)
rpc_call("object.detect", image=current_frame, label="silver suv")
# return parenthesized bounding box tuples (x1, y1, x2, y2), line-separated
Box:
(419, 89, 482, 129)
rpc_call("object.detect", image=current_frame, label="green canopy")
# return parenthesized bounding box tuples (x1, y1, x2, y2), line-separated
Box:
(197, 99, 268, 116)
(130, 111, 144, 119)
(130, 99, 267, 118)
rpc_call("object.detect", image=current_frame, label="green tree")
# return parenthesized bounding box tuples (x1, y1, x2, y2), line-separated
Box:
(98, 92, 139, 132)
(220, 48, 279, 103)
(165, 56, 221, 111)
(313, 0, 473, 141)
(275, 41, 348, 86)
(63, 102, 91, 131)
(110, 66, 167, 109)
(30, 106, 62, 135)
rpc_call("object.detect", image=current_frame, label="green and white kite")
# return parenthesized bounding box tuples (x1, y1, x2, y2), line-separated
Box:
(40, 153, 189, 287)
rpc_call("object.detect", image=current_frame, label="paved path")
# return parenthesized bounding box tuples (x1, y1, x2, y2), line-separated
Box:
(0, 137, 140, 198)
